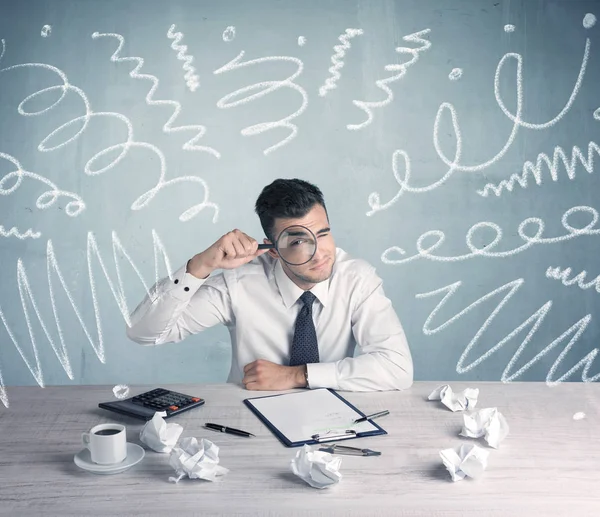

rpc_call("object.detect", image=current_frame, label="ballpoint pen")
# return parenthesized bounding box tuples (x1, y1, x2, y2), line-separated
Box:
(204, 423, 255, 437)
(353, 409, 390, 424)
(319, 443, 381, 457)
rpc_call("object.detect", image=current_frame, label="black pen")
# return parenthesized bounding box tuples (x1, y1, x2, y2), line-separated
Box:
(205, 423, 255, 437)
(354, 410, 390, 424)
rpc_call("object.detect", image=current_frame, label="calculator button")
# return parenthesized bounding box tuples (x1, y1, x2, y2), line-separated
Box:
(168, 405, 179, 411)
(191, 397, 200, 402)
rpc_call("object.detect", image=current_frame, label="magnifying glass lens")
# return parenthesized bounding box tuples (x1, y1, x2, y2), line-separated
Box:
(276, 225, 316, 265)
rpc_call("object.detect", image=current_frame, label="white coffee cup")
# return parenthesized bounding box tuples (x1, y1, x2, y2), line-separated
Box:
(82, 423, 127, 465)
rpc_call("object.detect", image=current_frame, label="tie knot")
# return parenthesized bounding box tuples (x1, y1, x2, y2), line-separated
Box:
(300, 291, 316, 306)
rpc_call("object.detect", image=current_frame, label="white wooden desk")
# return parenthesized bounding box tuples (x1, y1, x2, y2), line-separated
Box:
(0, 382, 598, 516)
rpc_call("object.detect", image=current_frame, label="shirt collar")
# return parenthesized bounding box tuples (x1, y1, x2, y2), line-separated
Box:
(273, 259, 330, 309)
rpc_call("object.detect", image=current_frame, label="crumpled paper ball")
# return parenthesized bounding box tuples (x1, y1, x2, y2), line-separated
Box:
(428, 384, 479, 412)
(290, 445, 342, 489)
(168, 437, 229, 483)
(460, 407, 509, 449)
(439, 443, 489, 482)
(139, 411, 183, 453)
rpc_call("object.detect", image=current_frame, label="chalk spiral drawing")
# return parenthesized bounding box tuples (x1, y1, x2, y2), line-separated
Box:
(416, 278, 598, 385)
(41, 25, 51, 37)
(594, 108, 600, 120)
(583, 13, 597, 29)
(504, 24, 515, 33)
(0, 225, 41, 240)
(0, 230, 174, 408)
(318, 28, 363, 97)
(366, 36, 590, 214)
(214, 51, 307, 155)
(166, 24, 200, 92)
(298, 36, 306, 47)
(546, 266, 600, 294)
(478, 140, 600, 197)
(448, 68, 462, 80)
(347, 29, 431, 131)
(1, 37, 218, 224)
(381, 205, 600, 265)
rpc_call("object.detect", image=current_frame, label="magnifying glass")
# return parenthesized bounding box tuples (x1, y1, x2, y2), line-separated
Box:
(257, 225, 317, 266)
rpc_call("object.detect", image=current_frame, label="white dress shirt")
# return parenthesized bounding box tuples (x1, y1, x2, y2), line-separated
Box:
(126, 247, 413, 391)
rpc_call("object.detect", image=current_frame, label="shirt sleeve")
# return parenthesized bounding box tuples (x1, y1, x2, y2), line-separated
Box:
(307, 265, 413, 391)
(125, 263, 233, 346)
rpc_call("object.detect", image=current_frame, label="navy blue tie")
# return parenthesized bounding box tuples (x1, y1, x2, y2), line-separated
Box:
(289, 291, 320, 366)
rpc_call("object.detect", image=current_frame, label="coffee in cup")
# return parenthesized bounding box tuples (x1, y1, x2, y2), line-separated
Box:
(82, 423, 127, 464)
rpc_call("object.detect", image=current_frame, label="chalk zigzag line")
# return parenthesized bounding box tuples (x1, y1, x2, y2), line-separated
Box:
(318, 28, 363, 97)
(416, 278, 599, 385)
(92, 32, 219, 158)
(478, 141, 600, 197)
(0, 230, 173, 409)
(166, 24, 200, 92)
(0, 225, 41, 239)
(546, 265, 600, 293)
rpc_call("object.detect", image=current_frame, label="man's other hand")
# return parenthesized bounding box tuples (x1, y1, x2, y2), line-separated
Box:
(242, 359, 307, 390)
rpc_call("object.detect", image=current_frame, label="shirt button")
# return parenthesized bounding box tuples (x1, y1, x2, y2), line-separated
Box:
(174, 279, 179, 284)
(184, 287, 189, 292)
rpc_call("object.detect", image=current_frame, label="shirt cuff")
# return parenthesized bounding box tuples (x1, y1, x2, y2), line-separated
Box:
(306, 362, 339, 390)
(167, 263, 209, 302)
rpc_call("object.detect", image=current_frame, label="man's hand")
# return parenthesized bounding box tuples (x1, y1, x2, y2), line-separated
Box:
(243, 359, 307, 391)
(187, 229, 269, 279)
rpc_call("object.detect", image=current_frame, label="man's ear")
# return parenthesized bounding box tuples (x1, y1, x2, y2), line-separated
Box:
(264, 238, 278, 259)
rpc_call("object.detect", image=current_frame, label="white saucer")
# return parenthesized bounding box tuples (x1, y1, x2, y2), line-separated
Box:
(74, 442, 145, 475)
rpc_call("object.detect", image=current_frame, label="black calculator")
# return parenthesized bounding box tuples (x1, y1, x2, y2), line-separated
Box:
(98, 388, 205, 420)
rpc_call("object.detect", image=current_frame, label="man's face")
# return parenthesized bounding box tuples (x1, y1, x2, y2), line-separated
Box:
(269, 203, 336, 287)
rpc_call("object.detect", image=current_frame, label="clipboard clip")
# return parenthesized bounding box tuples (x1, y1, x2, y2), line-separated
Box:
(311, 430, 357, 443)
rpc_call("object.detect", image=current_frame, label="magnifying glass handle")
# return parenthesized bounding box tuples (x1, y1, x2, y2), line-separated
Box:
(257, 243, 275, 250)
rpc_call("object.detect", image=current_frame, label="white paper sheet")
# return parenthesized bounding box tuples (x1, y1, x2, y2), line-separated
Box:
(246, 389, 380, 444)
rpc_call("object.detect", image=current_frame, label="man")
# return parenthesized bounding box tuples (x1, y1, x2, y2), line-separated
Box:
(126, 179, 413, 391)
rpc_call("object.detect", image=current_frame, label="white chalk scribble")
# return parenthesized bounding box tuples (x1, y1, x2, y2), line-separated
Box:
(546, 266, 600, 294)
(113, 384, 130, 399)
(416, 278, 598, 385)
(298, 36, 306, 47)
(348, 29, 431, 130)
(214, 51, 307, 155)
(504, 24, 515, 33)
(0, 225, 42, 240)
(449, 68, 463, 81)
(222, 26, 236, 42)
(41, 25, 52, 37)
(318, 28, 363, 97)
(166, 24, 200, 92)
(583, 13, 597, 29)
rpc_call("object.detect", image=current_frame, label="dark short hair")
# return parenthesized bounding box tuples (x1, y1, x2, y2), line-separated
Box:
(255, 179, 328, 241)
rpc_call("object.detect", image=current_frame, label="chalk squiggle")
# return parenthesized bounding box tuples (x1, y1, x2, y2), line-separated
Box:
(0, 151, 85, 218)
(166, 24, 200, 92)
(477, 140, 600, 197)
(214, 51, 307, 155)
(0, 39, 218, 222)
(367, 38, 590, 213)
(0, 225, 41, 239)
(318, 28, 363, 97)
(92, 32, 219, 158)
(348, 29, 431, 131)
(0, 230, 174, 409)
(546, 266, 600, 294)
(417, 278, 598, 385)
(381, 205, 600, 265)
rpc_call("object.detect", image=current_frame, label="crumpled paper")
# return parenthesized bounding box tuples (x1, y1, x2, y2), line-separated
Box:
(168, 437, 229, 483)
(139, 411, 183, 453)
(440, 444, 489, 482)
(460, 407, 509, 449)
(428, 384, 479, 412)
(290, 445, 342, 489)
